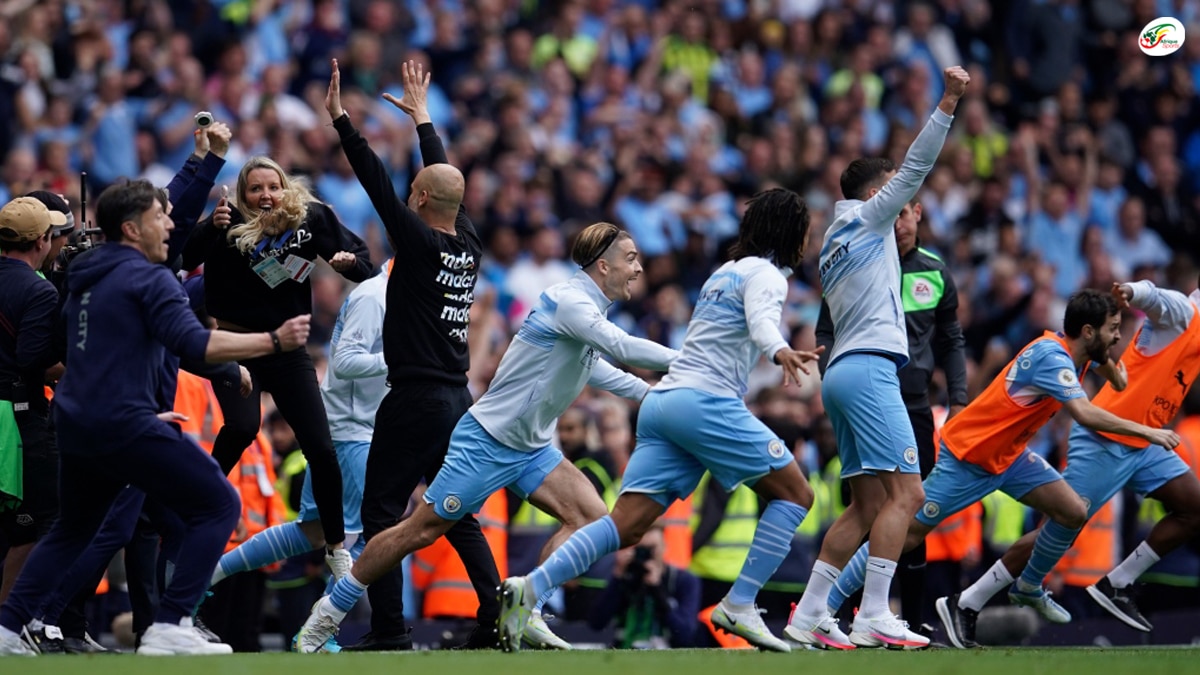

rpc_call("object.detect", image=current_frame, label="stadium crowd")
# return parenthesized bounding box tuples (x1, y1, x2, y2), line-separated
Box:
(2, 0, 1200, 653)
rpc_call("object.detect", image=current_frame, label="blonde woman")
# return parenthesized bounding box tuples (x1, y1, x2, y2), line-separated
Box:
(182, 156, 372, 572)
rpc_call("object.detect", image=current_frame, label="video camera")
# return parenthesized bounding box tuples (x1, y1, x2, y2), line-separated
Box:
(625, 545, 655, 586)
(53, 172, 104, 278)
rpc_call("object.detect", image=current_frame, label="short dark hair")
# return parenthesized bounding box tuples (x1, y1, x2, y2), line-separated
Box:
(840, 157, 896, 201)
(1063, 288, 1118, 338)
(0, 234, 46, 254)
(729, 188, 810, 269)
(96, 179, 160, 242)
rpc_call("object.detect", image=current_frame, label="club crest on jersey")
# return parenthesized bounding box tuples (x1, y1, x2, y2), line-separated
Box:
(768, 439, 786, 459)
(922, 502, 940, 519)
(904, 447, 918, 465)
(442, 495, 462, 514)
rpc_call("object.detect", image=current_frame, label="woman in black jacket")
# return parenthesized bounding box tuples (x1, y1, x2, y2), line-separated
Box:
(183, 155, 373, 567)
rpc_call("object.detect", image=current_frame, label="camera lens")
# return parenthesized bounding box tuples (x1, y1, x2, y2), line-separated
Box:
(194, 111, 214, 127)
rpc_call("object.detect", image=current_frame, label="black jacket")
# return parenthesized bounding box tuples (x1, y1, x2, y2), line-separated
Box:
(817, 244, 968, 411)
(183, 200, 373, 332)
(333, 115, 482, 386)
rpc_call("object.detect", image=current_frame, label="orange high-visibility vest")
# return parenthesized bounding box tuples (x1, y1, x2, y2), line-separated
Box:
(943, 332, 1077, 474)
(697, 604, 752, 649)
(1174, 418, 1200, 473)
(660, 495, 693, 569)
(413, 490, 508, 619)
(175, 371, 222, 452)
(927, 406, 982, 562)
(926, 502, 983, 563)
(175, 372, 285, 559)
(1093, 305, 1200, 447)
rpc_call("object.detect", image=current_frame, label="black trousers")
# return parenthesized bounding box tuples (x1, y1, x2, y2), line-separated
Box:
(201, 571, 268, 652)
(361, 383, 501, 635)
(898, 405, 937, 625)
(211, 348, 344, 546)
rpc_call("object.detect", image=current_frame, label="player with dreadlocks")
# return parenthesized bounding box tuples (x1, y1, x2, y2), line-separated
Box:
(495, 187, 826, 653)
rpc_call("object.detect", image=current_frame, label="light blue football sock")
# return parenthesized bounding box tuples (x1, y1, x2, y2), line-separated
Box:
(528, 516, 620, 600)
(213, 521, 312, 586)
(1018, 520, 1081, 591)
(728, 500, 809, 606)
(328, 573, 367, 613)
(827, 542, 870, 612)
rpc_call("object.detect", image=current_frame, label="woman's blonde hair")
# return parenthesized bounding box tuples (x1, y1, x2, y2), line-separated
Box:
(227, 156, 318, 254)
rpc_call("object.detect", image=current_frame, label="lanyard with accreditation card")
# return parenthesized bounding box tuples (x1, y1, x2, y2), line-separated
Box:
(251, 229, 315, 287)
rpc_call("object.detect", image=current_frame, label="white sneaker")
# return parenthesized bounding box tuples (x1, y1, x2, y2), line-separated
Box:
(293, 597, 344, 653)
(783, 606, 855, 650)
(326, 547, 353, 582)
(497, 577, 536, 653)
(523, 611, 572, 650)
(849, 613, 930, 650)
(1009, 583, 1072, 624)
(137, 618, 233, 655)
(711, 599, 791, 652)
(0, 628, 37, 656)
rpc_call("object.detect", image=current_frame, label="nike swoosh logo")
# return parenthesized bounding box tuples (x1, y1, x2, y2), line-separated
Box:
(815, 625, 831, 634)
(728, 616, 738, 626)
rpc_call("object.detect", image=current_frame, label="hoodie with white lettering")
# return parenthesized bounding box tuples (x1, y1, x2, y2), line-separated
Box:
(56, 244, 210, 447)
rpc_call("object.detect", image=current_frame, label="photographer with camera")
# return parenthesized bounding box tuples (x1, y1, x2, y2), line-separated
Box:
(588, 524, 700, 649)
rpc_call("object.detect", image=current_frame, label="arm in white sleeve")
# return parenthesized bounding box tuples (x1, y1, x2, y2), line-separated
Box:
(858, 109, 954, 235)
(744, 268, 790, 361)
(556, 295, 679, 371)
(330, 294, 388, 380)
(1125, 280, 1196, 330)
(587, 358, 651, 401)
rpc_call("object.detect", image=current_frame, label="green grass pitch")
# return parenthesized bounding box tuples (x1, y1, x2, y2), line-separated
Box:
(10, 647, 1200, 675)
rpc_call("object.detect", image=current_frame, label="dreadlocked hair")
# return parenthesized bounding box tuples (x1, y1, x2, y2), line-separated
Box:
(729, 188, 810, 269)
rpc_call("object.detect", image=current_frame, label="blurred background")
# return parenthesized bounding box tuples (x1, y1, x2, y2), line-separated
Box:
(4, 0, 1200, 649)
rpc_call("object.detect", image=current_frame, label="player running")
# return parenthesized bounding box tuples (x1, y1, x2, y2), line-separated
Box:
(938, 280, 1200, 646)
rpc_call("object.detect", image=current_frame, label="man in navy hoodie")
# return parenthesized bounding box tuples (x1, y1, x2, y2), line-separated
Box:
(0, 179, 311, 656)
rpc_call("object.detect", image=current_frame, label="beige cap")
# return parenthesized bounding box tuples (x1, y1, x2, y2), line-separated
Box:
(0, 197, 68, 243)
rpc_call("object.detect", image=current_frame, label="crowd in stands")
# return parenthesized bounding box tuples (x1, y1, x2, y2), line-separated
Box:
(1, 0, 1199, 647)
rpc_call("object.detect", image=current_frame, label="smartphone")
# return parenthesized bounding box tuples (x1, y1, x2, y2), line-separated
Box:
(221, 185, 229, 201)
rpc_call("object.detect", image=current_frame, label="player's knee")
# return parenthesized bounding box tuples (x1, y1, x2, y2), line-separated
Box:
(577, 494, 611, 523)
(898, 482, 926, 514)
(792, 482, 815, 510)
(618, 520, 653, 549)
(412, 522, 444, 549)
(1055, 498, 1089, 530)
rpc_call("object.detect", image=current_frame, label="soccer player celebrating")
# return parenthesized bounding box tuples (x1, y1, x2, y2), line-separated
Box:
(817, 290, 1180, 649)
(292, 220, 680, 653)
(786, 66, 970, 650)
(938, 279, 1200, 645)
(493, 188, 824, 653)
